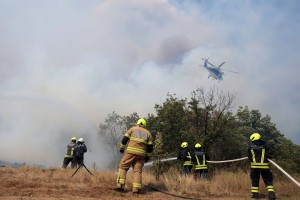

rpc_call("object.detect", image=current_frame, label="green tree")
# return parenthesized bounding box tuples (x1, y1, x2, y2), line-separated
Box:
(190, 87, 237, 159)
(235, 106, 300, 173)
(122, 112, 140, 130)
(153, 93, 191, 155)
(98, 89, 300, 173)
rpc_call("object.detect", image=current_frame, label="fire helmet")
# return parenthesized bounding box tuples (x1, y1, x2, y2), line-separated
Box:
(195, 143, 202, 148)
(71, 137, 77, 141)
(250, 133, 261, 141)
(137, 118, 146, 127)
(181, 142, 188, 148)
(78, 138, 84, 143)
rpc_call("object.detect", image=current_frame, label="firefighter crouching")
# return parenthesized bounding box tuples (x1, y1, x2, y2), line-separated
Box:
(115, 118, 153, 194)
(248, 133, 276, 200)
(192, 143, 209, 180)
(62, 137, 77, 168)
(177, 142, 193, 176)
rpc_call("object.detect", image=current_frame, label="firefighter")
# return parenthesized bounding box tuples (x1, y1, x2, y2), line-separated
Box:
(73, 138, 87, 167)
(177, 142, 193, 176)
(192, 143, 209, 180)
(248, 133, 276, 200)
(62, 137, 77, 168)
(115, 118, 153, 194)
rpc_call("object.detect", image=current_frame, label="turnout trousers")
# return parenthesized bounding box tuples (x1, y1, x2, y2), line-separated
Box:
(183, 165, 192, 177)
(250, 169, 276, 199)
(116, 153, 145, 192)
(194, 169, 208, 180)
(62, 157, 76, 168)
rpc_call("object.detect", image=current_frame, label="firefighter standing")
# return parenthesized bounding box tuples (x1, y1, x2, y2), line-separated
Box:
(248, 133, 276, 200)
(73, 138, 87, 167)
(62, 137, 77, 168)
(192, 143, 209, 180)
(115, 118, 153, 194)
(177, 142, 193, 176)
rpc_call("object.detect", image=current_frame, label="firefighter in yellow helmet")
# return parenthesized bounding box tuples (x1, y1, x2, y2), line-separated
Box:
(62, 137, 77, 168)
(115, 118, 153, 194)
(248, 133, 276, 200)
(192, 143, 209, 180)
(177, 141, 192, 176)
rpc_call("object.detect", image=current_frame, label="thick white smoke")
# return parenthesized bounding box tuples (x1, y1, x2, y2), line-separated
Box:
(0, 96, 111, 168)
(0, 0, 299, 169)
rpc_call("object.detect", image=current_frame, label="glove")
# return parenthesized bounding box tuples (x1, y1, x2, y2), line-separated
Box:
(119, 143, 125, 154)
(144, 156, 149, 163)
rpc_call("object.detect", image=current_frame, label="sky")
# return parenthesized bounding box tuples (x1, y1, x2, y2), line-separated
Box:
(0, 0, 300, 168)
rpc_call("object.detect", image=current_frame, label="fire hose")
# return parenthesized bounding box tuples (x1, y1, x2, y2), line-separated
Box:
(146, 156, 300, 188)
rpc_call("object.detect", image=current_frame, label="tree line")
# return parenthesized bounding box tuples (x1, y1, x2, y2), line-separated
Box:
(98, 87, 300, 174)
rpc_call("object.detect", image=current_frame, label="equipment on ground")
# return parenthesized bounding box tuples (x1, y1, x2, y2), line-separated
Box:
(71, 163, 94, 177)
(200, 58, 239, 81)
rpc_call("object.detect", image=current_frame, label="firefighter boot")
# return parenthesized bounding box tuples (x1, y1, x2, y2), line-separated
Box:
(251, 193, 259, 200)
(114, 184, 125, 192)
(132, 189, 143, 195)
(268, 192, 276, 200)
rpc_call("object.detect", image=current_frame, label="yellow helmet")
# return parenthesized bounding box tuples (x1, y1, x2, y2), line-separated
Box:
(181, 142, 188, 148)
(71, 137, 77, 141)
(137, 118, 146, 126)
(250, 133, 261, 141)
(195, 143, 202, 148)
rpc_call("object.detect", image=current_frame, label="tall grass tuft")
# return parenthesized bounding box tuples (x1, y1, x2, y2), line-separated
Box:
(0, 165, 299, 200)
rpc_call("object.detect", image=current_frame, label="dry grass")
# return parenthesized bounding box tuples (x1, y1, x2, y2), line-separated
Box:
(0, 166, 299, 200)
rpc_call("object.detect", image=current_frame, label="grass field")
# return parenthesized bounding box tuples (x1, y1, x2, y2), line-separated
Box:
(0, 165, 299, 200)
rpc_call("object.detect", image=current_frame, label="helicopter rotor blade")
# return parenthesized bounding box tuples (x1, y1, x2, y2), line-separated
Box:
(202, 58, 221, 68)
(205, 60, 216, 68)
(221, 69, 239, 74)
(218, 62, 225, 69)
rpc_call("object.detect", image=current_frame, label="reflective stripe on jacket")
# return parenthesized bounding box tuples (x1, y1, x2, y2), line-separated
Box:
(248, 141, 270, 169)
(178, 148, 193, 166)
(184, 152, 193, 166)
(194, 151, 208, 170)
(65, 142, 76, 158)
(124, 126, 152, 157)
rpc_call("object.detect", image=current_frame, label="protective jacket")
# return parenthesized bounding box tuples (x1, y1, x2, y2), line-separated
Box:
(178, 147, 192, 166)
(65, 141, 77, 158)
(192, 149, 209, 170)
(248, 140, 271, 170)
(74, 143, 87, 158)
(119, 125, 153, 157)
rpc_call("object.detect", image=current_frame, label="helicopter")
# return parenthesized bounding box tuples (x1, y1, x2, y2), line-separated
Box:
(200, 58, 239, 81)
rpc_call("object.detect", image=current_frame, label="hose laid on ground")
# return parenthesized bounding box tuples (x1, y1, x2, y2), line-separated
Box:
(143, 184, 209, 200)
